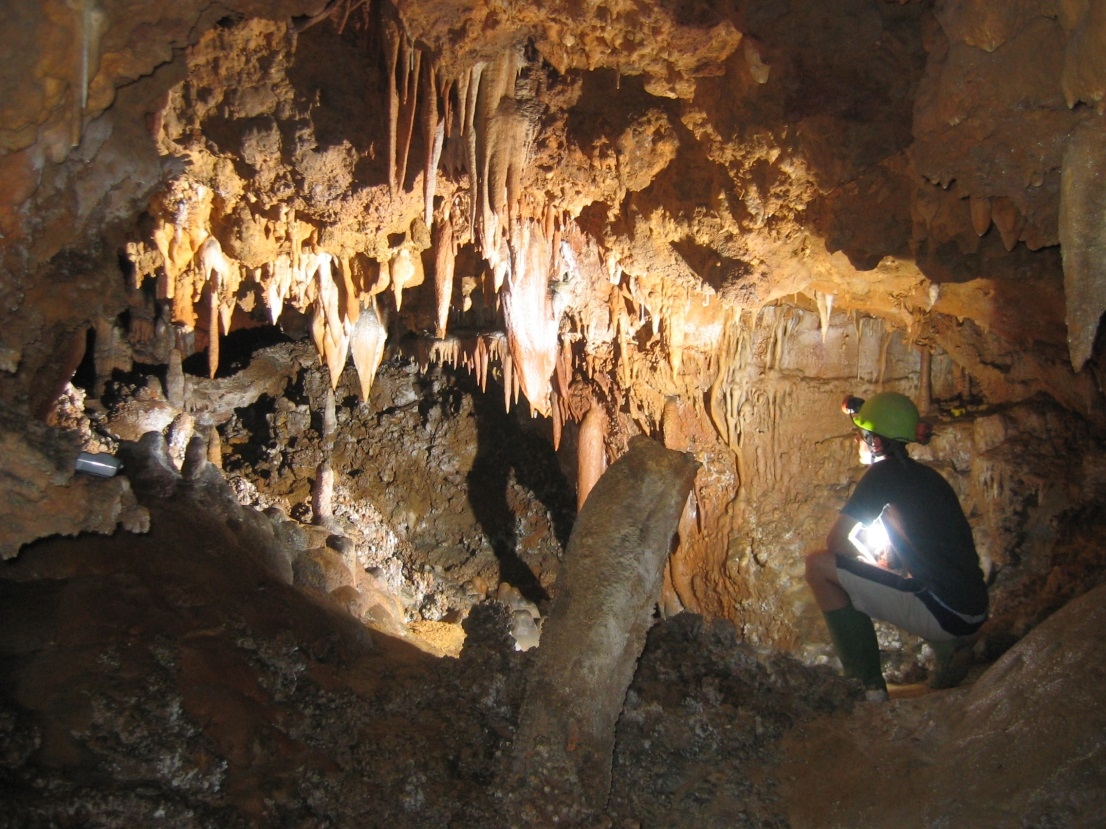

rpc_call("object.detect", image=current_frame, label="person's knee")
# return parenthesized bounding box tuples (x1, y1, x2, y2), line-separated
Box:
(804, 550, 832, 586)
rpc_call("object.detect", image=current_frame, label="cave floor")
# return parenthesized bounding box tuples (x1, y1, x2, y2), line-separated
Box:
(2, 491, 1104, 828)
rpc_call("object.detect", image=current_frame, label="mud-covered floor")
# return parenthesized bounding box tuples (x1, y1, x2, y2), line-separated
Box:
(4, 471, 1105, 828)
(0, 483, 857, 828)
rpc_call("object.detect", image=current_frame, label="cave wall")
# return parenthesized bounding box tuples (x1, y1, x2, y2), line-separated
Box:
(3, 0, 1106, 659)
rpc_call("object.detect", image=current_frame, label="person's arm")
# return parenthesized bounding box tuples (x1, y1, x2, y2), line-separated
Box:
(826, 512, 859, 558)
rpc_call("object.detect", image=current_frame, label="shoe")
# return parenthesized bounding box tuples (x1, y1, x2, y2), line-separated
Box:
(928, 638, 973, 689)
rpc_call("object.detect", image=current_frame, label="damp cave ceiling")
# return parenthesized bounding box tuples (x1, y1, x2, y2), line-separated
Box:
(1, 0, 1106, 429)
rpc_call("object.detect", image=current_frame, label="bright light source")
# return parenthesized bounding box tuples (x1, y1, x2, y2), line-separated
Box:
(848, 517, 890, 565)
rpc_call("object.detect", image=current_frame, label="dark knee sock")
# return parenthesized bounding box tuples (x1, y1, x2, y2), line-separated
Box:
(823, 605, 886, 692)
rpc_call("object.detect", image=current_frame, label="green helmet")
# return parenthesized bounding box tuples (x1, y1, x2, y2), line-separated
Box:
(851, 392, 919, 442)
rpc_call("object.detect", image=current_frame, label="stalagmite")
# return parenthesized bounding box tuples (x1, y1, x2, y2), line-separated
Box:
(166, 348, 185, 408)
(1058, 120, 1106, 372)
(322, 387, 337, 442)
(92, 316, 124, 398)
(312, 460, 334, 524)
(206, 426, 222, 469)
(576, 402, 607, 510)
(349, 301, 387, 401)
(506, 437, 699, 827)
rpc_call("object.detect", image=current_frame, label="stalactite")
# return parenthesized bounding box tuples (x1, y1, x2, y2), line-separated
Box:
(667, 302, 686, 376)
(877, 323, 891, 387)
(375, 256, 392, 296)
(502, 351, 514, 413)
(551, 390, 563, 450)
(70, 0, 106, 148)
(311, 305, 327, 366)
(390, 247, 424, 312)
(815, 291, 834, 343)
(385, 21, 402, 194)
(349, 299, 387, 402)
(440, 75, 455, 140)
(396, 46, 422, 194)
(475, 49, 523, 254)
(970, 195, 992, 237)
(462, 64, 484, 237)
(554, 337, 572, 401)
(475, 334, 489, 391)
(311, 251, 351, 390)
(919, 346, 932, 415)
(991, 197, 1024, 251)
(339, 256, 360, 324)
(501, 219, 561, 418)
(855, 314, 865, 381)
(267, 255, 292, 323)
(207, 288, 219, 379)
(434, 218, 456, 338)
(316, 252, 342, 342)
(423, 62, 444, 228)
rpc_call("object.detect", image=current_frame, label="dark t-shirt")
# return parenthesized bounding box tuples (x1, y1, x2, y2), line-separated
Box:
(841, 454, 989, 616)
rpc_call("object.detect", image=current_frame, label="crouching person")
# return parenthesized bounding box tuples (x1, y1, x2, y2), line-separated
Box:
(805, 392, 989, 700)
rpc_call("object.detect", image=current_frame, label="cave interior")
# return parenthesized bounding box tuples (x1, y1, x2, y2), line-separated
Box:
(2, 0, 1106, 826)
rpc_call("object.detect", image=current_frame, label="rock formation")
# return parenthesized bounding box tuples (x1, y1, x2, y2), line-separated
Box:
(2, 0, 1106, 824)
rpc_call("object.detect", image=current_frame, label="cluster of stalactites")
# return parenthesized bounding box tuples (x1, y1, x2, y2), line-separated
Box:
(383, 25, 531, 253)
(414, 321, 609, 510)
(130, 182, 413, 400)
(133, 21, 585, 427)
(415, 207, 580, 432)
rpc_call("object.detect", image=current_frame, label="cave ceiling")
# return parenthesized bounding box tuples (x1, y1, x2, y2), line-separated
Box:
(3, 0, 1105, 423)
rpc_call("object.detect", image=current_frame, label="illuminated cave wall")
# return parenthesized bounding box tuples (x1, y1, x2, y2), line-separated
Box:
(3, 0, 1106, 654)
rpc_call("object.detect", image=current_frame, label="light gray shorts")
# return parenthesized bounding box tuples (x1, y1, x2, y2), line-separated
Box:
(835, 554, 986, 642)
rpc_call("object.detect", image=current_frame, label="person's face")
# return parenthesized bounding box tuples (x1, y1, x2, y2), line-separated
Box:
(856, 429, 875, 465)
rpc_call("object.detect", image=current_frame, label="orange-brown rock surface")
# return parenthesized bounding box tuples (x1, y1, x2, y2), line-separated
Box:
(3, 0, 1106, 823)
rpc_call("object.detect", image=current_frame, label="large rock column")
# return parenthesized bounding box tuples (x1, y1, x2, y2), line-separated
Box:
(506, 435, 700, 826)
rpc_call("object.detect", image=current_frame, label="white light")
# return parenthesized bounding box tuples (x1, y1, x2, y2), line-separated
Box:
(848, 517, 891, 564)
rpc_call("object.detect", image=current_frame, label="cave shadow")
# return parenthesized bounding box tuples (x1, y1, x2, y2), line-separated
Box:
(462, 370, 576, 607)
